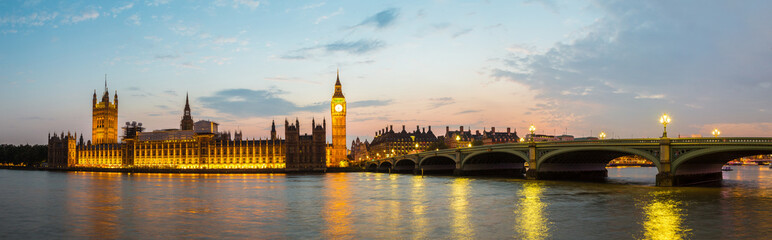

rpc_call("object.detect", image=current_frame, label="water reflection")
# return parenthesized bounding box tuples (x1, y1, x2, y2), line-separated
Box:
(515, 182, 549, 240)
(451, 178, 474, 238)
(640, 191, 691, 240)
(323, 173, 353, 238)
(66, 172, 124, 238)
(410, 176, 427, 240)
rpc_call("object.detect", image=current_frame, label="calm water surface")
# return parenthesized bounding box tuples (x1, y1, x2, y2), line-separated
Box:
(1, 166, 771, 239)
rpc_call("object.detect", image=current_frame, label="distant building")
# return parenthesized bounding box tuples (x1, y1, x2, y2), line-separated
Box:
(369, 125, 438, 158)
(445, 126, 520, 148)
(48, 82, 325, 171)
(350, 137, 369, 163)
(285, 118, 327, 171)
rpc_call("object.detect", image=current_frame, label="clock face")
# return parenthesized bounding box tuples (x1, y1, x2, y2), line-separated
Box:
(334, 104, 343, 112)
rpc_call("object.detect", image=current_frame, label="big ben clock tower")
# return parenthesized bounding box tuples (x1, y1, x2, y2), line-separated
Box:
(330, 70, 347, 167)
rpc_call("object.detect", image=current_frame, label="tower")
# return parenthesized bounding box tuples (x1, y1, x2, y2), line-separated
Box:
(180, 93, 194, 130)
(271, 120, 277, 140)
(330, 70, 347, 167)
(92, 78, 118, 144)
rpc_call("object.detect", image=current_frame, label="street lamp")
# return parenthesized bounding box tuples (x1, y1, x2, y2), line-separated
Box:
(712, 128, 721, 138)
(456, 135, 461, 148)
(519, 137, 525, 143)
(529, 124, 536, 142)
(599, 131, 606, 140)
(659, 114, 671, 138)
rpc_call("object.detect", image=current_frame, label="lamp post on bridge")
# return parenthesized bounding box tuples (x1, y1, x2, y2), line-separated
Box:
(456, 135, 461, 148)
(599, 131, 606, 140)
(659, 114, 671, 138)
(529, 124, 536, 143)
(712, 128, 721, 138)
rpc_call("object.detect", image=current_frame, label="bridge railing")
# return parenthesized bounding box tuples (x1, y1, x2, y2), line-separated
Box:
(670, 137, 772, 144)
(366, 137, 772, 162)
(535, 139, 661, 146)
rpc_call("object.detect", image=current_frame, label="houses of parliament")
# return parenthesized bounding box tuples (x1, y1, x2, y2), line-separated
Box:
(48, 73, 349, 170)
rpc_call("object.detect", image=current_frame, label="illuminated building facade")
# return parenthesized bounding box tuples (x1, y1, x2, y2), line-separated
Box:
(92, 81, 118, 145)
(330, 71, 347, 167)
(350, 137, 369, 164)
(368, 125, 438, 158)
(285, 118, 327, 171)
(445, 126, 520, 148)
(48, 84, 326, 171)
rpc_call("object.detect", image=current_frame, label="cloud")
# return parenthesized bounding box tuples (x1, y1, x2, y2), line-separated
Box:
(169, 24, 199, 36)
(282, 39, 384, 59)
(456, 110, 480, 115)
(0, 12, 58, 27)
(199, 89, 326, 117)
(111, 3, 134, 17)
(125, 14, 141, 25)
(348, 100, 392, 108)
(68, 10, 100, 24)
(174, 62, 203, 70)
(524, 0, 559, 14)
(354, 8, 399, 29)
(491, 1, 772, 134)
(324, 39, 384, 54)
(163, 90, 178, 96)
(452, 28, 473, 38)
(154, 54, 179, 60)
(633, 94, 665, 100)
(428, 97, 455, 108)
(302, 2, 325, 10)
(144, 36, 163, 42)
(147, 0, 171, 7)
(315, 7, 344, 24)
(232, 0, 260, 10)
(213, 37, 238, 44)
(199, 56, 232, 65)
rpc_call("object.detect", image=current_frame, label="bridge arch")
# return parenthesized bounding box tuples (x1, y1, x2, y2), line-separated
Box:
(459, 150, 528, 173)
(394, 159, 417, 172)
(366, 162, 378, 172)
(418, 155, 456, 172)
(378, 161, 393, 172)
(534, 147, 660, 180)
(537, 147, 661, 170)
(671, 146, 772, 176)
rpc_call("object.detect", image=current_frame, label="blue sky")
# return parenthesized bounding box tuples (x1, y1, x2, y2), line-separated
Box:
(1, 0, 771, 145)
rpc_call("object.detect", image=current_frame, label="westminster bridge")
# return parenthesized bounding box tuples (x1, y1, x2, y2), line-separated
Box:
(365, 137, 772, 186)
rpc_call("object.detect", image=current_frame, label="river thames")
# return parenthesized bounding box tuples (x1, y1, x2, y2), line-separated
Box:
(1, 166, 771, 239)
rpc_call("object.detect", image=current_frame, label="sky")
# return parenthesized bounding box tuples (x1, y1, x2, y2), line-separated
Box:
(1, 0, 771, 146)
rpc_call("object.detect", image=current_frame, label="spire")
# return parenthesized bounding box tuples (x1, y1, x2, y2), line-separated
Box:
(336, 69, 341, 86)
(333, 70, 344, 98)
(104, 74, 108, 93)
(180, 93, 194, 130)
(184, 92, 191, 113)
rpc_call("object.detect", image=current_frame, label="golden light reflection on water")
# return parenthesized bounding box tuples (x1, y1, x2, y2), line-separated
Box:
(67, 172, 124, 238)
(640, 191, 691, 240)
(388, 174, 401, 230)
(451, 178, 474, 239)
(515, 182, 549, 240)
(323, 173, 353, 238)
(411, 176, 427, 240)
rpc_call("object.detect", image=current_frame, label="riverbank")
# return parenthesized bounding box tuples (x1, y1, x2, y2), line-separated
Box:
(0, 165, 364, 174)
